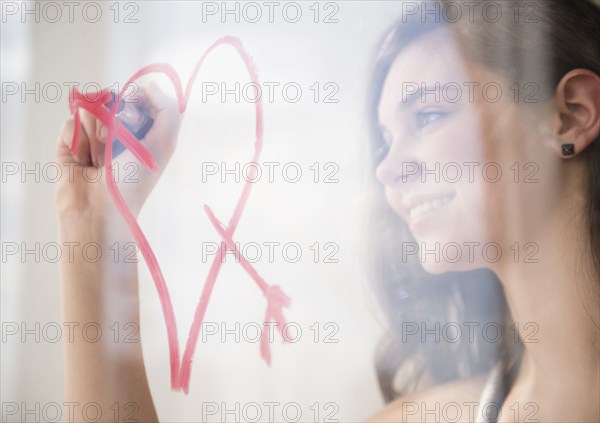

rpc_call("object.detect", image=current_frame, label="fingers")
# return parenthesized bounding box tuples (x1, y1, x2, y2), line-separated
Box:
(79, 109, 105, 167)
(57, 117, 92, 166)
(59, 82, 180, 170)
(57, 108, 107, 169)
(96, 118, 107, 144)
(56, 118, 76, 165)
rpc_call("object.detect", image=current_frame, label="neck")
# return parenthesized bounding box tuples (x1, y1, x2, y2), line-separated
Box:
(495, 184, 599, 418)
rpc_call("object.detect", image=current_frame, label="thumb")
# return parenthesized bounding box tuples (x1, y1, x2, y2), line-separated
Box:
(143, 81, 180, 114)
(140, 82, 182, 164)
(56, 117, 92, 168)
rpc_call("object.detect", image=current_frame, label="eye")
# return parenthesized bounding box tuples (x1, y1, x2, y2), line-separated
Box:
(416, 110, 448, 130)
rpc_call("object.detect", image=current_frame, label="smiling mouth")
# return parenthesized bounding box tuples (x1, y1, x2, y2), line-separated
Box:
(409, 194, 456, 220)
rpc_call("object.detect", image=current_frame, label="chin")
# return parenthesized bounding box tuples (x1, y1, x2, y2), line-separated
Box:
(413, 230, 491, 275)
(420, 258, 481, 275)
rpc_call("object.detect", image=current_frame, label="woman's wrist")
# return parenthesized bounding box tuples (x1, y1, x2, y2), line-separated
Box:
(58, 207, 135, 243)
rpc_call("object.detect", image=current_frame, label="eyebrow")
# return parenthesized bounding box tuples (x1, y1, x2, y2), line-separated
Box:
(400, 84, 441, 108)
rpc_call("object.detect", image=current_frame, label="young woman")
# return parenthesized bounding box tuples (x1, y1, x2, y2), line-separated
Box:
(364, 1, 599, 422)
(55, 1, 599, 422)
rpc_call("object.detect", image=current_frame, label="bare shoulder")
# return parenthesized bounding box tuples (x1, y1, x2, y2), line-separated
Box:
(365, 373, 488, 423)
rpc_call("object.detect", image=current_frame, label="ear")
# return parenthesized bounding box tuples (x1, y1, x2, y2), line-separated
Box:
(552, 69, 600, 159)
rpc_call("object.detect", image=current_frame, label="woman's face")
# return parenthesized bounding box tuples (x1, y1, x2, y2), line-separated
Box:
(376, 30, 560, 275)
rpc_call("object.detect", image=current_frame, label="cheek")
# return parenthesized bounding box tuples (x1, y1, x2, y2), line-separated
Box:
(425, 107, 487, 199)
(423, 107, 486, 166)
(474, 104, 536, 237)
(455, 180, 496, 242)
(420, 108, 498, 243)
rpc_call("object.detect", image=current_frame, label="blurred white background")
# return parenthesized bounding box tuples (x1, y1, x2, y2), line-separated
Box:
(1, 1, 405, 421)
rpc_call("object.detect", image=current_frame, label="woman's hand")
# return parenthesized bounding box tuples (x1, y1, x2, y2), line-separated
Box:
(55, 82, 181, 222)
(55, 82, 179, 422)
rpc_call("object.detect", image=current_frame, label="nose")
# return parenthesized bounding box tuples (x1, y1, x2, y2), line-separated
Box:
(375, 140, 418, 188)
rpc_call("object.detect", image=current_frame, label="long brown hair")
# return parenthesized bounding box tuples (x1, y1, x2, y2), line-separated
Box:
(364, 0, 600, 402)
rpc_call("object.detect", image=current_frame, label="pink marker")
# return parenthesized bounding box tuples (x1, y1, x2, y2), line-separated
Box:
(103, 90, 154, 158)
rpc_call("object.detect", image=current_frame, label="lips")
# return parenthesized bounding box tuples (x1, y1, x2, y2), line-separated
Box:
(402, 192, 456, 221)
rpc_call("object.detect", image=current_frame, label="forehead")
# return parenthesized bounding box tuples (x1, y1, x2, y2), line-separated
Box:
(377, 30, 468, 121)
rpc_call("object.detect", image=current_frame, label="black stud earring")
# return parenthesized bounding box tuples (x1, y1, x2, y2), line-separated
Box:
(562, 144, 575, 156)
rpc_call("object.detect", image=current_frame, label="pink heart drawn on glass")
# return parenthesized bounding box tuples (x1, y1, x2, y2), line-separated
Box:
(68, 36, 292, 394)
